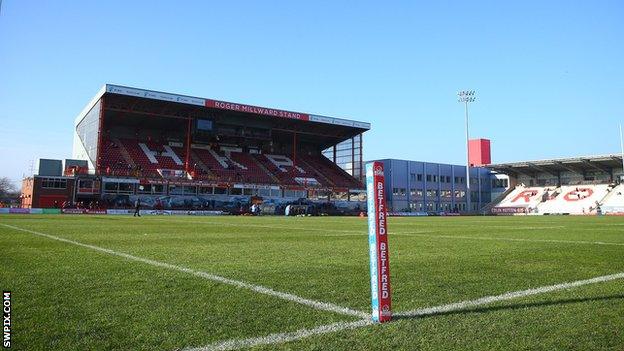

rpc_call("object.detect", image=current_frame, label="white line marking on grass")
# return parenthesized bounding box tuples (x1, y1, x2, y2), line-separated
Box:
(396, 232, 624, 247)
(319, 230, 437, 237)
(154, 219, 622, 246)
(395, 271, 624, 318)
(192, 271, 624, 350)
(157, 218, 364, 234)
(390, 223, 567, 230)
(0, 223, 367, 319)
(184, 319, 373, 351)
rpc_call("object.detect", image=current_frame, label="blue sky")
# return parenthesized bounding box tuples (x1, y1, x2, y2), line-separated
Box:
(1, 1, 623, 185)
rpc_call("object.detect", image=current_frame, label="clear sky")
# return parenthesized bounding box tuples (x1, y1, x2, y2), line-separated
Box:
(1, 1, 623, 186)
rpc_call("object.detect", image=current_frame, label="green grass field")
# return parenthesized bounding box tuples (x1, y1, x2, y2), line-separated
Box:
(1, 214, 623, 350)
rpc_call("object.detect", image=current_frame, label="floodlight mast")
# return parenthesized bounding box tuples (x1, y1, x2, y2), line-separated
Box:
(458, 90, 476, 212)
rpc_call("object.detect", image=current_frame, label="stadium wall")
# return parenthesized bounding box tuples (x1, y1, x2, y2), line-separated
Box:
(371, 159, 496, 213)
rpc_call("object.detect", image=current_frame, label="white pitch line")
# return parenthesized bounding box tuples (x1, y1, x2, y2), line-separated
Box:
(395, 271, 624, 318)
(0, 223, 367, 319)
(184, 319, 373, 351)
(192, 271, 624, 351)
(390, 223, 567, 230)
(157, 218, 364, 234)
(157, 219, 624, 246)
(396, 232, 624, 247)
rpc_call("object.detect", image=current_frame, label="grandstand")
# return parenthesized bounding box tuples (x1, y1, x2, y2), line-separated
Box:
(488, 155, 624, 215)
(21, 84, 371, 214)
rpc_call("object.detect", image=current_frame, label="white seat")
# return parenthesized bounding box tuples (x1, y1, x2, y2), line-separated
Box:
(537, 184, 609, 214)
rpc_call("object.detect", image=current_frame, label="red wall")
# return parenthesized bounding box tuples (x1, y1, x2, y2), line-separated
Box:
(21, 177, 74, 208)
(469, 138, 491, 166)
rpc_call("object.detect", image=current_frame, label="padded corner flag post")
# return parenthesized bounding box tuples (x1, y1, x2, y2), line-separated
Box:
(366, 161, 392, 323)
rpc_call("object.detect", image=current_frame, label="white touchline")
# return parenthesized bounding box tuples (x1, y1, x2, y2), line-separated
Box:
(156, 218, 364, 234)
(0, 223, 367, 319)
(396, 232, 624, 247)
(156, 219, 624, 246)
(390, 223, 566, 230)
(190, 271, 624, 351)
(183, 320, 373, 351)
(395, 271, 624, 318)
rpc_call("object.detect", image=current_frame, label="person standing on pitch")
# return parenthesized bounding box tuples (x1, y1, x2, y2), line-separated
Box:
(133, 198, 141, 217)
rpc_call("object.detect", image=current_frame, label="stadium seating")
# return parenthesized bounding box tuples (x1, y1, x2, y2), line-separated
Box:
(537, 184, 609, 214)
(593, 184, 624, 214)
(493, 183, 615, 215)
(494, 185, 549, 209)
(98, 139, 363, 188)
(99, 139, 131, 176)
(252, 153, 327, 187)
(299, 154, 362, 189)
(192, 148, 276, 184)
(113, 139, 186, 178)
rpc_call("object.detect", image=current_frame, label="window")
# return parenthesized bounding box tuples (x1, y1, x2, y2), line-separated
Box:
(426, 175, 432, 182)
(119, 183, 133, 193)
(104, 182, 118, 193)
(199, 186, 214, 195)
(426, 190, 438, 197)
(410, 173, 416, 182)
(331, 191, 348, 200)
(349, 191, 366, 202)
(417, 174, 423, 181)
(410, 188, 424, 197)
(169, 185, 195, 195)
(433, 175, 438, 182)
(75, 99, 101, 165)
(492, 179, 509, 188)
(214, 187, 227, 195)
(103, 181, 134, 194)
(138, 184, 165, 195)
(41, 178, 67, 189)
(230, 188, 243, 195)
(392, 188, 406, 196)
(446, 176, 451, 183)
(322, 134, 363, 180)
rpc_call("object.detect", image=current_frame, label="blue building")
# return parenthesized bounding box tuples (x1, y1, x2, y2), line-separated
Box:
(371, 159, 495, 213)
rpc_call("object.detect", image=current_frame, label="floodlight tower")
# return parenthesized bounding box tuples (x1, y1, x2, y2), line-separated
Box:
(458, 90, 476, 212)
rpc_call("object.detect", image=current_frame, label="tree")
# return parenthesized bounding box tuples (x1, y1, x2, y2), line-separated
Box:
(0, 177, 17, 197)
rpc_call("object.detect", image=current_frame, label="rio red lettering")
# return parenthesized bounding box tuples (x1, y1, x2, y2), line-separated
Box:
(563, 188, 593, 201)
(512, 190, 538, 203)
